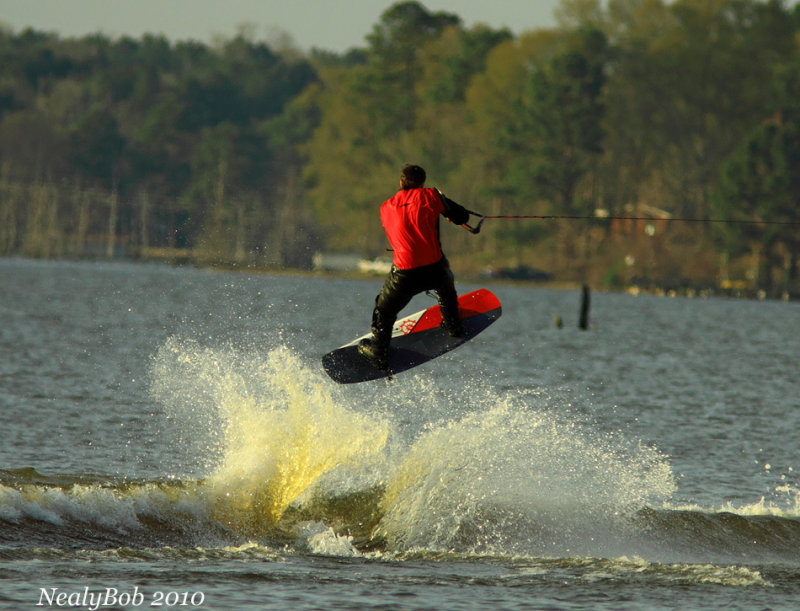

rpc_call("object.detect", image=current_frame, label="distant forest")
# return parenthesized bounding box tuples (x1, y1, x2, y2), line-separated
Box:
(1, 0, 800, 295)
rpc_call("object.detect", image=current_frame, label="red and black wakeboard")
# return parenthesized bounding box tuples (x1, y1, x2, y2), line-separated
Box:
(322, 288, 502, 384)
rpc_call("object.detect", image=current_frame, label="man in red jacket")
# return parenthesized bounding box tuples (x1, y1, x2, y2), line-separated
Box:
(359, 164, 471, 370)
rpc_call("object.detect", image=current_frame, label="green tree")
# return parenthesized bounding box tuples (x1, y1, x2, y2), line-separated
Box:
(601, 0, 797, 219)
(305, 2, 465, 253)
(359, 0, 461, 135)
(523, 28, 606, 216)
(713, 59, 800, 294)
(69, 108, 126, 188)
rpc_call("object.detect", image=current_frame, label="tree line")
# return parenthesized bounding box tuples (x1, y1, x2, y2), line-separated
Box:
(1, 0, 799, 295)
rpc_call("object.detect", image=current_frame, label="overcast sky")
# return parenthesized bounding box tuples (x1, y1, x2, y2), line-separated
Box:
(0, 0, 562, 52)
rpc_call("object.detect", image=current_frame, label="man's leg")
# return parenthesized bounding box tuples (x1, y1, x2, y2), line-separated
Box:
(432, 260, 464, 337)
(360, 268, 415, 368)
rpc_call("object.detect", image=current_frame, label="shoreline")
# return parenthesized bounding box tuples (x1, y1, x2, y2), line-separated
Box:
(2, 254, 793, 302)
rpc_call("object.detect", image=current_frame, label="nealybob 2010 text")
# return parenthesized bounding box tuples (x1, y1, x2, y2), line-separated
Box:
(37, 587, 205, 609)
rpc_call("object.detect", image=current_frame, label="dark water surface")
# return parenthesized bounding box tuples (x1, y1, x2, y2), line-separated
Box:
(1, 258, 798, 610)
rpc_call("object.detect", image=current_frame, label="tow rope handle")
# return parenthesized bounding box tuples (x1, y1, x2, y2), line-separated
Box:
(463, 209, 486, 234)
(462, 213, 486, 234)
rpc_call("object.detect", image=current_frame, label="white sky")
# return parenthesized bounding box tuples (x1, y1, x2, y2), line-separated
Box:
(0, 0, 561, 52)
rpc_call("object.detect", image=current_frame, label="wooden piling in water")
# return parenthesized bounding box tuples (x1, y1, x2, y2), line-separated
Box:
(579, 285, 591, 330)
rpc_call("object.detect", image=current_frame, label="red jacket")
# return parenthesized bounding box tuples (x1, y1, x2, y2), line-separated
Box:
(380, 187, 466, 270)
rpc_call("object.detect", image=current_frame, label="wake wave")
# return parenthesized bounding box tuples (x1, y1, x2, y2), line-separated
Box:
(3, 341, 799, 567)
(2, 469, 799, 565)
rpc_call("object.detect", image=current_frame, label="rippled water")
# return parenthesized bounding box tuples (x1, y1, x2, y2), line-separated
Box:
(1, 258, 798, 610)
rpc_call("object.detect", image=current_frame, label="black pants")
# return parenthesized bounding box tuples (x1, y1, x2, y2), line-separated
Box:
(371, 257, 460, 346)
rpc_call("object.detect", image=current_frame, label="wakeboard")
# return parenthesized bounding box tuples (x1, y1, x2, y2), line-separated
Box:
(322, 288, 502, 384)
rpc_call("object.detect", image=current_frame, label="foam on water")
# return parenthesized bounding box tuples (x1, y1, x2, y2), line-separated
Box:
(375, 390, 676, 556)
(717, 482, 800, 518)
(293, 521, 360, 556)
(0, 479, 217, 550)
(146, 339, 685, 555)
(509, 556, 770, 588)
(150, 337, 389, 535)
(669, 483, 800, 519)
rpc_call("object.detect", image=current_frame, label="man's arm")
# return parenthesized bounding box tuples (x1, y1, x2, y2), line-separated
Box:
(436, 189, 470, 226)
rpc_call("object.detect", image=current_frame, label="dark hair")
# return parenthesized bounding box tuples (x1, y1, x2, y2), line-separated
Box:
(400, 164, 426, 189)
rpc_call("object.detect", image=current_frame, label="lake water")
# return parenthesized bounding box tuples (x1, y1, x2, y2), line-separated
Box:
(1, 257, 798, 610)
